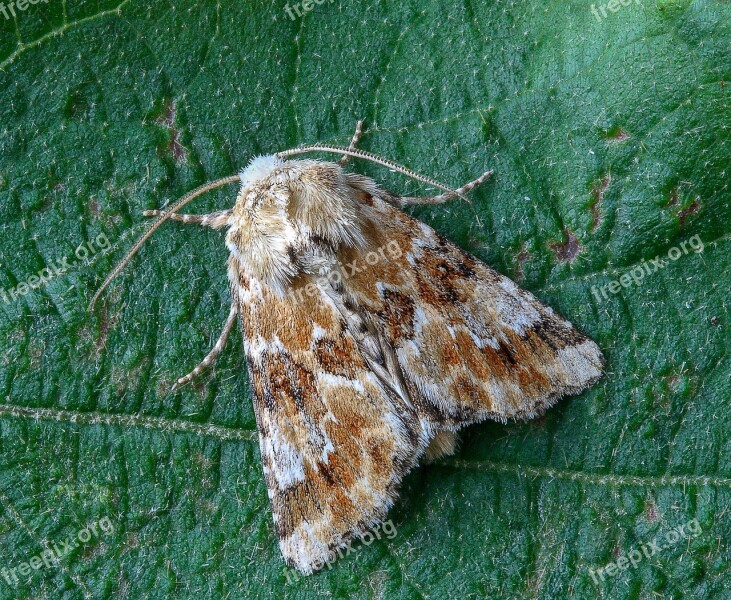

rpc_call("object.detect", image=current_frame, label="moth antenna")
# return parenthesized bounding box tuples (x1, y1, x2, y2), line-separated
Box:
(277, 144, 465, 198)
(88, 174, 241, 312)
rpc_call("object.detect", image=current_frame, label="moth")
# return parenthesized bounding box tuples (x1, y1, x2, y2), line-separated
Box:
(89, 121, 604, 574)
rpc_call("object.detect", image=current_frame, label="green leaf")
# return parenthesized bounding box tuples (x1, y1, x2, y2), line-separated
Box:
(0, 0, 729, 598)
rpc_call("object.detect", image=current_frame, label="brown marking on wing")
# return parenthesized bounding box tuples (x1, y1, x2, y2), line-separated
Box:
(313, 334, 361, 379)
(357, 190, 375, 206)
(376, 289, 415, 340)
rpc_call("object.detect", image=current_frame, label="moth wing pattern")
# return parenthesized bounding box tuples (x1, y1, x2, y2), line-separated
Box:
(92, 143, 606, 575)
(231, 257, 429, 574)
(222, 155, 603, 573)
(338, 176, 604, 431)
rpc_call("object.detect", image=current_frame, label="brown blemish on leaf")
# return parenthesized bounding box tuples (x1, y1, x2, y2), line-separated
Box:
(589, 174, 611, 230)
(157, 100, 186, 162)
(666, 185, 700, 224)
(602, 126, 630, 142)
(550, 229, 581, 262)
(87, 294, 122, 356)
(665, 374, 681, 392)
(514, 248, 531, 281)
(89, 196, 100, 217)
(646, 499, 658, 522)
(677, 198, 700, 224)
(95, 307, 110, 352)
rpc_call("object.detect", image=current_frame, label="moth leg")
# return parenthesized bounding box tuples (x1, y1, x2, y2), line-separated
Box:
(142, 209, 232, 229)
(399, 169, 494, 206)
(339, 119, 365, 165)
(171, 305, 238, 391)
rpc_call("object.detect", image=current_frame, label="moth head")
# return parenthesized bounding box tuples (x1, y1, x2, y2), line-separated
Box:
(234, 155, 366, 245)
(238, 155, 285, 188)
(226, 154, 367, 293)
